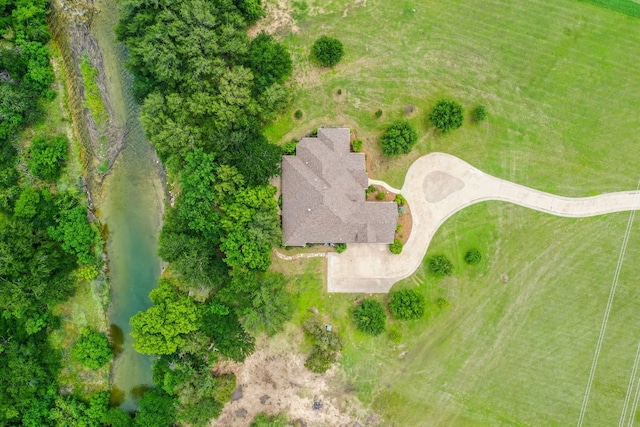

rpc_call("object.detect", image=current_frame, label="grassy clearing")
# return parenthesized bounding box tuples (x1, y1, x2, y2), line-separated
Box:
(45, 46, 111, 397)
(266, 0, 640, 424)
(50, 276, 111, 396)
(267, 0, 640, 195)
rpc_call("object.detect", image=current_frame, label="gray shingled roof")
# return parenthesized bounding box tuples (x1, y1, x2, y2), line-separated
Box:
(282, 128, 398, 246)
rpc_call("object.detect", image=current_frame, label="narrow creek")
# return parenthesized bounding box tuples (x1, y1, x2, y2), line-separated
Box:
(91, 0, 164, 411)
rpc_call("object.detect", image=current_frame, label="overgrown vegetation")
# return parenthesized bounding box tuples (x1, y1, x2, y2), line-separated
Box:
(0, 0, 107, 423)
(303, 316, 343, 373)
(429, 100, 464, 133)
(353, 299, 386, 335)
(79, 56, 107, 124)
(117, 0, 297, 422)
(351, 138, 363, 152)
(380, 120, 418, 156)
(311, 36, 344, 67)
(282, 138, 298, 154)
(28, 135, 69, 181)
(251, 412, 290, 426)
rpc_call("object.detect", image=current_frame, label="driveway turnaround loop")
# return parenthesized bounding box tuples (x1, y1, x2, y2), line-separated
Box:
(327, 152, 640, 293)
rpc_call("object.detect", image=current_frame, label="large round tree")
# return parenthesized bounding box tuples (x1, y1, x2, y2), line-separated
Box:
(380, 120, 418, 156)
(353, 299, 386, 335)
(71, 329, 114, 369)
(311, 36, 344, 67)
(248, 32, 292, 91)
(429, 100, 464, 133)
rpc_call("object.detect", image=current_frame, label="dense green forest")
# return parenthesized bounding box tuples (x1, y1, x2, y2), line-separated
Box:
(117, 0, 296, 424)
(1, 0, 293, 423)
(0, 0, 131, 424)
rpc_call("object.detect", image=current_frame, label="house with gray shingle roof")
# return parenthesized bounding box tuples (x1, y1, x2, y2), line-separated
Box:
(281, 127, 398, 246)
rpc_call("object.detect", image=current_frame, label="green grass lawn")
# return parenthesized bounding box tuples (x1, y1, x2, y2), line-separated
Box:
(265, 0, 640, 425)
(275, 206, 640, 426)
(350, 205, 640, 426)
(266, 0, 640, 195)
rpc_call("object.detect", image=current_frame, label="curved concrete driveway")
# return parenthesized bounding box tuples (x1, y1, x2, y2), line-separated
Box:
(327, 152, 640, 293)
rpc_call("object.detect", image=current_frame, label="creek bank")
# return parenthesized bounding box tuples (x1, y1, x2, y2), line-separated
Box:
(50, 0, 166, 410)
(50, 0, 125, 191)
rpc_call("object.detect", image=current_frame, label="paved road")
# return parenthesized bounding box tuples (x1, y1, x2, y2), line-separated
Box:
(327, 152, 640, 293)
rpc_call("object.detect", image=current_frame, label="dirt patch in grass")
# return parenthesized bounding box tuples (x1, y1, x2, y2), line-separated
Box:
(365, 184, 394, 202)
(214, 330, 377, 426)
(395, 204, 412, 245)
(249, 0, 299, 37)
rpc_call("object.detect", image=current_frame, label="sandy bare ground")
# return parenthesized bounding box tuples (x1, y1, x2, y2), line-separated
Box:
(248, 0, 298, 37)
(213, 328, 377, 427)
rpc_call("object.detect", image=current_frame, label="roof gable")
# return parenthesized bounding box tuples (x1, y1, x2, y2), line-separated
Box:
(282, 128, 397, 246)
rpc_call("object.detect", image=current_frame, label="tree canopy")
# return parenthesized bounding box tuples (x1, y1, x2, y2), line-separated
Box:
(71, 329, 114, 369)
(312, 36, 344, 67)
(389, 289, 426, 320)
(219, 184, 281, 271)
(0, 0, 111, 423)
(119, 0, 288, 180)
(380, 120, 418, 156)
(0, 216, 75, 318)
(239, 273, 295, 336)
(131, 279, 200, 355)
(135, 388, 177, 427)
(47, 191, 98, 266)
(118, 0, 297, 422)
(353, 299, 387, 336)
(429, 100, 464, 133)
(28, 135, 68, 182)
(175, 149, 281, 273)
(0, 316, 60, 422)
(249, 32, 292, 91)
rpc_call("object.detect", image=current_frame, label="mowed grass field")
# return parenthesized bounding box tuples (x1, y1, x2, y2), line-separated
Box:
(263, 0, 640, 425)
(273, 206, 640, 426)
(266, 0, 640, 194)
(343, 206, 640, 426)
